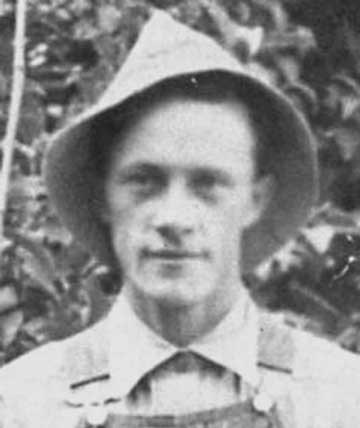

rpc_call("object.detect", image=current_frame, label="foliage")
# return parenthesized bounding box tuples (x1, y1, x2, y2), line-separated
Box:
(1, 0, 360, 363)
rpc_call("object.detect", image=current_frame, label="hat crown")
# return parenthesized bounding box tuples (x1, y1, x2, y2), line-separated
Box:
(99, 10, 243, 107)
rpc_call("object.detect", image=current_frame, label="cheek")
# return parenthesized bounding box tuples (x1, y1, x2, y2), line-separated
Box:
(110, 217, 147, 275)
(204, 200, 244, 250)
(203, 208, 238, 246)
(107, 202, 143, 255)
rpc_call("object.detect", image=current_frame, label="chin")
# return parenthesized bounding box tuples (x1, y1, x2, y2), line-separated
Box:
(152, 294, 198, 309)
(132, 273, 213, 308)
(150, 293, 208, 310)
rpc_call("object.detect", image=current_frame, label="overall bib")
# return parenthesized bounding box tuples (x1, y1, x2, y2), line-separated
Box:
(78, 400, 283, 428)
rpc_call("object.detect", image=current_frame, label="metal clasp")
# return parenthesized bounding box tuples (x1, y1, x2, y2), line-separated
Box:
(84, 403, 109, 428)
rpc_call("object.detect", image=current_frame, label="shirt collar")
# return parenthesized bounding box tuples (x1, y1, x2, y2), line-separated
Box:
(108, 288, 260, 398)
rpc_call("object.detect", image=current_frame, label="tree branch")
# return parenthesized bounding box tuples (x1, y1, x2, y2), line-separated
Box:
(0, 0, 27, 248)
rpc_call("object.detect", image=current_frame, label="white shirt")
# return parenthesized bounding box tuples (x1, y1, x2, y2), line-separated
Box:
(107, 289, 260, 414)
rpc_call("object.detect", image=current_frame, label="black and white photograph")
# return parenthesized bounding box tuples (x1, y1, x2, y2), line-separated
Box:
(0, 1, 360, 426)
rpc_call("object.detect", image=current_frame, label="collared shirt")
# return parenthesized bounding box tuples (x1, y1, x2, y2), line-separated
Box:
(107, 288, 260, 414)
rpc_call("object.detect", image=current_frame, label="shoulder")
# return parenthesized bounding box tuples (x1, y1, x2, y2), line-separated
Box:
(259, 312, 360, 383)
(293, 326, 360, 383)
(0, 341, 61, 391)
(0, 320, 107, 394)
(259, 315, 360, 427)
(290, 326, 360, 427)
(0, 322, 108, 426)
(0, 338, 66, 425)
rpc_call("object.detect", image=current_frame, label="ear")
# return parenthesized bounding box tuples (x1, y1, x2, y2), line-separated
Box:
(246, 175, 274, 227)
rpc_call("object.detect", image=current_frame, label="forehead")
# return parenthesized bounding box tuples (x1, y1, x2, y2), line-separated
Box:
(110, 95, 257, 175)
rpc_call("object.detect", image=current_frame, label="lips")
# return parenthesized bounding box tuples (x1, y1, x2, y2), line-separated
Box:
(143, 249, 205, 260)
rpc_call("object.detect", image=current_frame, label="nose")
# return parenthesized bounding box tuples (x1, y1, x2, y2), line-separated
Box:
(150, 182, 199, 242)
(155, 224, 191, 246)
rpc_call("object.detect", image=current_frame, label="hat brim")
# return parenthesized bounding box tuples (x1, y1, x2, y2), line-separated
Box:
(45, 68, 318, 273)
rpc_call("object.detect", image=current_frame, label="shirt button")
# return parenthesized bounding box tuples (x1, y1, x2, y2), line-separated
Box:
(85, 404, 108, 427)
(252, 391, 274, 413)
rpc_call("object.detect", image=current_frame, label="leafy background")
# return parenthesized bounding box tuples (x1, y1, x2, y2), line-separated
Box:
(1, 0, 360, 364)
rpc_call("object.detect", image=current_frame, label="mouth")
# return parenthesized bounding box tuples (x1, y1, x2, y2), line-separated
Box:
(142, 249, 206, 261)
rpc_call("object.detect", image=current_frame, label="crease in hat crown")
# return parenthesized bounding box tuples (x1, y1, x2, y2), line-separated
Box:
(98, 9, 267, 109)
(45, 8, 318, 273)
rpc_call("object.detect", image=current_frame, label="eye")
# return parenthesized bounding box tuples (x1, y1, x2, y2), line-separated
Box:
(191, 169, 232, 201)
(124, 167, 165, 196)
(192, 172, 217, 190)
(191, 171, 221, 201)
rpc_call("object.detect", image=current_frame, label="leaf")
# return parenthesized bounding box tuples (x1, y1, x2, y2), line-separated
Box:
(327, 75, 360, 120)
(9, 231, 59, 299)
(233, 25, 264, 56)
(0, 237, 12, 254)
(0, 309, 23, 348)
(0, 285, 19, 314)
(70, 0, 92, 16)
(199, 0, 263, 57)
(331, 74, 360, 97)
(20, 249, 58, 298)
(74, 17, 99, 39)
(97, 5, 122, 34)
(302, 225, 336, 254)
(18, 91, 46, 144)
(0, 285, 22, 349)
(55, 7, 72, 23)
(41, 214, 72, 246)
(20, 317, 52, 344)
(285, 82, 318, 116)
(168, 0, 202, 26)
(8, 175, 46, 204)
(333, 124, 360, 161)
(274, 54, 301, 84)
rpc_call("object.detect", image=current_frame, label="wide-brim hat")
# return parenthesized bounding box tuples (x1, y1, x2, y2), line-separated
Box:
(44, 10, 318, 273)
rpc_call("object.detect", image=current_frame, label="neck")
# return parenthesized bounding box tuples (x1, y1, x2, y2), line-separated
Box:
(123, 280, 243, 347)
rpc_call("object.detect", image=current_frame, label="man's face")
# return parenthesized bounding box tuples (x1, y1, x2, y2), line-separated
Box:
(103, 96, 266, 309)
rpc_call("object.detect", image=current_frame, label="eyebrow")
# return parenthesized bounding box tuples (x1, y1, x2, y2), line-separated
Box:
(191, 167, 235, 187)
(115, 163, 163, 179)
(116, 162, 235, 185)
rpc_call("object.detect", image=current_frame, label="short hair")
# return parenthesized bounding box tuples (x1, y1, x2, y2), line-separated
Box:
(90, 71, 273, 184)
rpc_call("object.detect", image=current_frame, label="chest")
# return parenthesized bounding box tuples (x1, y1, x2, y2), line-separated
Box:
(7, 370, 342, 428)
(29, 371, 290, 428)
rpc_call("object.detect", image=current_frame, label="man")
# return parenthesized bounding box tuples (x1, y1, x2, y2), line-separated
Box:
(1, 9, 360, 428)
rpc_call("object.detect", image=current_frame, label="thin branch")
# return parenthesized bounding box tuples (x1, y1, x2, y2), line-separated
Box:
(0, 0, 27, 246)
(199, 0, 263, 57)
(289, 280, 344, 319)
(199, 0, 237, 47)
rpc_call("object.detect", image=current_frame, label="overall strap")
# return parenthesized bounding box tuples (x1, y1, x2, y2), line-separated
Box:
(257, 314, 296, 374)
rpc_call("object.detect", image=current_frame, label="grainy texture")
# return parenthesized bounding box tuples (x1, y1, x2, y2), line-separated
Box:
(1, 0, 360, 363)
